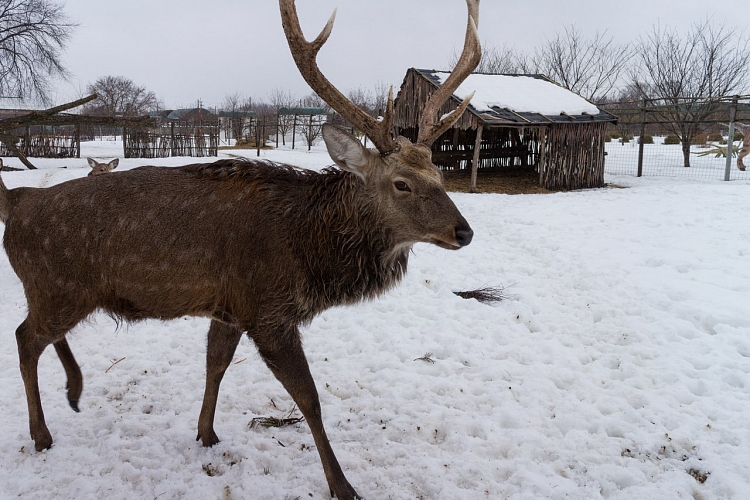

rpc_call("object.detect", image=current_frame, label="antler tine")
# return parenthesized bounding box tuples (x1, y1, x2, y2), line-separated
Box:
(279, 0, 399, 154)
(417, 0, 482, 146)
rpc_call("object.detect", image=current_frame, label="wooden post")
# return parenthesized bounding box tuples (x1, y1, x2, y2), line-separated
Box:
(637, 98, 646, 177)
(74, 123, 81, 158)
(470, 123, 483, 193)
(724, 96, 738, 182)
(291, 114, 297, 149)
(308, 114, 313, 151)
(538, 127, 548, 188)
(169, 121, 177, 156)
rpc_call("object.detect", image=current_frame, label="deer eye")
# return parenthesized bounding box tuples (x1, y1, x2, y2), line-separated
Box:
(394, 181, 411, 192)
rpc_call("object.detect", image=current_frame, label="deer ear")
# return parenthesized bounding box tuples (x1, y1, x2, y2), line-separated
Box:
(322, 124, 371, 180)
(87, 157, 97, 169)
(109, 159, 119, 170)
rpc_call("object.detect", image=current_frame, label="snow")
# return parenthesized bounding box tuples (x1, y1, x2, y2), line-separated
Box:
(433, 72, 602, 116)
(1, 141, 749, 499)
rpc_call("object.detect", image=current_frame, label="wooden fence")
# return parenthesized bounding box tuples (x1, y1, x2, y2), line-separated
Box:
(124, 121, 219, 158)
(0, 125, 80, 158)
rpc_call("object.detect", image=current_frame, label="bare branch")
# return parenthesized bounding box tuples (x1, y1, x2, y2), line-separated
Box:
(533, 24, 632, 102)
(0, 0, 76, 103)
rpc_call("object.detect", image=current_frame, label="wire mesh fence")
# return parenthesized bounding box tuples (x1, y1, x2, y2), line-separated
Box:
(599, 95, 750, 181)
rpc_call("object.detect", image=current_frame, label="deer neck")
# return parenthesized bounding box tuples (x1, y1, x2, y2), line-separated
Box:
(292, 170, 410, 309)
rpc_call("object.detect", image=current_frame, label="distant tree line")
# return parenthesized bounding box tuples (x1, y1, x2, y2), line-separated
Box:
(453, 19, 750, 104)
(4, 0, 747, 162)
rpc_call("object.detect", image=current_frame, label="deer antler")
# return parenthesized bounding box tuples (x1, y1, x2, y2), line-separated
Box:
(279, 0, 399, 155)
(417, 0, 482, 147)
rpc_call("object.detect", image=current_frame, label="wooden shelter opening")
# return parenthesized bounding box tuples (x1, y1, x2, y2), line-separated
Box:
(393, 69, 618, 191)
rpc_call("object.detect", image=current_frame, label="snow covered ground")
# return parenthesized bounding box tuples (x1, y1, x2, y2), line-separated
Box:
(1, 141, 749, 499)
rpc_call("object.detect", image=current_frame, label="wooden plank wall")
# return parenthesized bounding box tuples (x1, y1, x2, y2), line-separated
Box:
(540, 122, 607, 190)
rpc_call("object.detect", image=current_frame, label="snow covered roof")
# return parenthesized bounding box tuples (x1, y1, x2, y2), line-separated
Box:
(166, 108, 216, 120)
(416, 69, 617, 126)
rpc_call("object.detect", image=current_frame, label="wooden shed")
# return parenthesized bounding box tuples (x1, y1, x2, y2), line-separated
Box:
(393, 68, 618, 190)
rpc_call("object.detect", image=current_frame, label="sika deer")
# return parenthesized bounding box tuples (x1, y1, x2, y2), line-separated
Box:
(735, 123, 749, 171)
(0, 1, 481, 498)
(86, 157, 119, 176)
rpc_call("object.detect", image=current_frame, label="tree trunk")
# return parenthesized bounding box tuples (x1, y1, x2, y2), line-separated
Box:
(681, 140, 691, 167)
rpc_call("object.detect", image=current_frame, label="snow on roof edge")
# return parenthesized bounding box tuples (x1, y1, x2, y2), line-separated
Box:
(431, 71, 601, 116)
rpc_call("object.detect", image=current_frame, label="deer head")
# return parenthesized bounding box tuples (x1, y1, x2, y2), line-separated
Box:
(87, 157, 119, 176)
(279, 0, 481, 249)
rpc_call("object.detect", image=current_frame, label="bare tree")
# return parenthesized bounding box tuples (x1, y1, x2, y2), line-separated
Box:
(450, 43, 532, 74)
(346, 86, 374, 115)
(297, 92, 328, 148)
(371, 81, 391, 118)
(84, 76, 159, 117)
(330, 84, 391, 146)
(631, 20, 750, 166)
(0, 0, 75, 103)
(601, 83, 645, 142)
(533, 25, 631, 102)
(221, 92, 253, 142)
(267, 87, 296, 145)
(299, 91, 330, 111)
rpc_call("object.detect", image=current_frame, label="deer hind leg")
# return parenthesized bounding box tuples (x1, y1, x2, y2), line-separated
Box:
(53, 338, 83, 412)
(737, 144, 748, 171)
(15, 318, 54, 451)
(255, 328, 361, 500)
(16, 301, 90, 451)
(196, 320, 243, 447)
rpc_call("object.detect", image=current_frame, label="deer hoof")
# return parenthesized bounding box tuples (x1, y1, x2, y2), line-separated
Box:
(32, 430, 53, 451)
(330, 483, 362, 500)
(68, 399, 80, 412)
(197, 431, 221, 447)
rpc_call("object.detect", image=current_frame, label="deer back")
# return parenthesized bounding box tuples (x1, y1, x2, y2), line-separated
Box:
(2, 159, 415, 327)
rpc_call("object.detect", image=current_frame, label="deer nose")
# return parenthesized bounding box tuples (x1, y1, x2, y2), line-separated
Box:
(455, 226, 474, 247)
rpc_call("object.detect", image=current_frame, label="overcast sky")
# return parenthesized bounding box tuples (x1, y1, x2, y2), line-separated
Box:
(45, 0, 747, 110)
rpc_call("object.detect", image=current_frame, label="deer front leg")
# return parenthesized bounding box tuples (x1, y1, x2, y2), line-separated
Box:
(255, 328, 361, 500)
(53, 338, 83, 412)
(197, 320, 243, 447)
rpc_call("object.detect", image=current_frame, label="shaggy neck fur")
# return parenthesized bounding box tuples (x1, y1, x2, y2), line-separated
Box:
(191, 160, 410, 318)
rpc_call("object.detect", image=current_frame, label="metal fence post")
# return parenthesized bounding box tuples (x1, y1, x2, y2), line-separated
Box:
(637, 98, 646, 177)
(724, 96, 738, 182)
